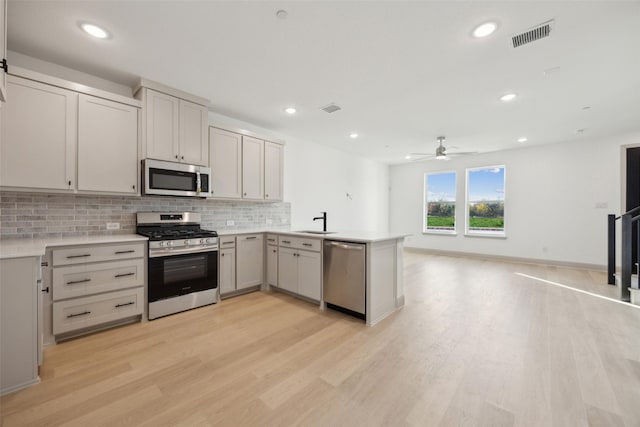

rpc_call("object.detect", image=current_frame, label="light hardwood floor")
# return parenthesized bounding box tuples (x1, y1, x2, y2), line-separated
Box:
(2, 251, 640, 426)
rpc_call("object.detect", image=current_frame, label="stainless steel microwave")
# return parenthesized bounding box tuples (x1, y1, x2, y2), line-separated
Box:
(143, 159, 211, 198)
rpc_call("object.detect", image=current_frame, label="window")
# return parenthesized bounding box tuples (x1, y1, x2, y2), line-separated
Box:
(424, 172, 456, 233)
(466, 166, 505, 236)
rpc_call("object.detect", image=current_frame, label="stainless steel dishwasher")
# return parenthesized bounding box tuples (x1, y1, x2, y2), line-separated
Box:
(323, 240, 366, 319)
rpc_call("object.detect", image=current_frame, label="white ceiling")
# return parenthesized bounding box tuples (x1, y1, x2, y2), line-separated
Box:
(7, 1, 640, 164)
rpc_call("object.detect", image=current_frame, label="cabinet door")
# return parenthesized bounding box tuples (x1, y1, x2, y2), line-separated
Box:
(209, 127, 242, 198)
(266, 244, 278, 287)
(277, 247, 298, 293)
(1, 76, 77, 190)
(297, 250, 321, 301)
(236, 234, 264, 289)
(264, 141, 283, 201)
(145, 89, 179, 162)
(78, 94, 138, 194)
(179, 99, 208, 166)
(0, 0, 6, 103)
(1, 257, 39, 395)
(219, 248, 236, 294)
(242, 136, 264, 200)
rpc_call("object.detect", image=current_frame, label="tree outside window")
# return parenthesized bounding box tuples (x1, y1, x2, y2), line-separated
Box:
(466, 166, 505, 236)
(424, 172, 456, 233)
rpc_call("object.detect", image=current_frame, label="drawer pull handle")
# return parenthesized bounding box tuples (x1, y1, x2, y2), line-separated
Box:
(282, 240, 291, 244)
(115, 301, 135, 308)
(267, 238, 275, 242)
(245, 236, 257, 240)
(302, 243, 313, 247)
(222, 241, 234, 245)
(67, 311, 91, 318)
(115, 250, 135, 255)
(67, 254, 91, 259)
(115, 272, 135, 278)
(67, 278, 91, 285)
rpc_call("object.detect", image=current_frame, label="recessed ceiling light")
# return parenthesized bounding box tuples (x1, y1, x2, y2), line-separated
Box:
(473, 21, 497, 38)
(517, 137, 528, 143)
(575, 128, 587, 134)
(276, 10, 288, 19)
(81, 23, 109, 39)
(500, 93, 517, 102)
(582, 106, 591, 110)
(405, 155, 412, 160)
(284, 107, 297, 114)
(349, 133, 359, 139)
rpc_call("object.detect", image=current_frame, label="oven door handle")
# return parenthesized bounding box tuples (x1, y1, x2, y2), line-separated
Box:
(148, 245, 218, 258)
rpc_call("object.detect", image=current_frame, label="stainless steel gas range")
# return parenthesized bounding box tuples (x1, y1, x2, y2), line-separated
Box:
(136, 212, 218, 320)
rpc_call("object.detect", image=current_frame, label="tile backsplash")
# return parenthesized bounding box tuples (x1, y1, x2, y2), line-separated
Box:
(0, 191, 291, 239)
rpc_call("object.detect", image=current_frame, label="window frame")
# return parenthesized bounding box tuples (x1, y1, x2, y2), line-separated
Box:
(465, 165, 506, 238)
(423, 170, 458, 235)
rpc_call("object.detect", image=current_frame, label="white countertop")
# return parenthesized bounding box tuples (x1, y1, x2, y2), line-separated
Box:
(0, 235, 148, 259)
(0, 229, 408, 259)
(219, 229, 409, 243)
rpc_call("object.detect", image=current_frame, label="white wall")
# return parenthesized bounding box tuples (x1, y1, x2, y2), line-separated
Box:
(389, 132, 640, 267)
(209, 112, 389, 232)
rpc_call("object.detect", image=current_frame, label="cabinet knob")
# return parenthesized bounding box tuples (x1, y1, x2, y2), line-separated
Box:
(41, 286, 50, 293)
(221, 253, 225, 257)
(266, 194, 269, 198)
(244, 192, 247, 196)
(68, 180, 72, 187)
(181, 156, 184, 160)
(132, 185, 136, 190)
(175, 155, 179, 159)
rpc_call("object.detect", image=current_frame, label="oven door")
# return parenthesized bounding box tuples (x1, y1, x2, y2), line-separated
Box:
(148, 250, 218, 302)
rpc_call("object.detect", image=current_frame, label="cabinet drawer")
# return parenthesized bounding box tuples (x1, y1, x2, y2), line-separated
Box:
(278, 236, 321, 252)
(265, 234, 278, 245)
(53, 287, 144, 335)
(237, 233, 263, 243)
(219, 236, 236, 248)
(52, 259, 144, 301)
(52, 243, 145, 266)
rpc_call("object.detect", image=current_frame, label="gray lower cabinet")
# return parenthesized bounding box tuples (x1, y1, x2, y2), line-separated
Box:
(236, 234, 263, 290)
(1, 257, 40, 396)
(50, 242, 145, 338)
(276, 235, 322, 301)
(218, 236, 236, 295)
(266, 242, 278, 287)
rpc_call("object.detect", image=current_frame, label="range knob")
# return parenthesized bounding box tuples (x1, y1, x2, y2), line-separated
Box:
(159, 241, 165, 247)
(167, 241, 173, 247)
(200, 238, 206, 244)
(185, 239, 190, 245)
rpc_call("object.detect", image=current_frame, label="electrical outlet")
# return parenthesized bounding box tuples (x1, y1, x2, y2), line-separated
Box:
(226, 220, 235, 226)
(106, 222, 120, 230)
(266, 219, 273, 225)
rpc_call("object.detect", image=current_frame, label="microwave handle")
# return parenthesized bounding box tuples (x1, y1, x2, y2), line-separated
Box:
(196, 172, 202, 193)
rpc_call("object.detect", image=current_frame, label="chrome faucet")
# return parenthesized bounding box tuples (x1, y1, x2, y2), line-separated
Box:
(313, 211, 327, 232)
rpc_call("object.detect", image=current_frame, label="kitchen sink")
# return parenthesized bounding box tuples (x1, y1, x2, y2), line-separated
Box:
(294, 230, 337, 235)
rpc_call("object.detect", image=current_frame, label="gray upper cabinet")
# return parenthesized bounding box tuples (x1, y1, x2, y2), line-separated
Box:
(77, 94, 139, 194)
(241, 135, 264, 200)
(0, 0, 7, 103)
(264, 141, 284, 201)
(1, 75, 77, 191)
(138, 84, 209, 167)
(0, 69, 141, 195)
(209, 127, 242, 198)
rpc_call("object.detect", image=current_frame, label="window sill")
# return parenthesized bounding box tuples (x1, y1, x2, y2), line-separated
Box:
(464, 233, 507, 239)
(423, 230, 457, 236)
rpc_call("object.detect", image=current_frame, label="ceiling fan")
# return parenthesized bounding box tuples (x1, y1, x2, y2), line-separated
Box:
(410, 136, 477, 161)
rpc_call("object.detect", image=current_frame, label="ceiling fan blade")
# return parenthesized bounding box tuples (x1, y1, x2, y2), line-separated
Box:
(446, 151, 478, 156)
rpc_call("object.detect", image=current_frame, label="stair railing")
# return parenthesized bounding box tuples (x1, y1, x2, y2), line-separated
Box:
(608, 205, 640, 301)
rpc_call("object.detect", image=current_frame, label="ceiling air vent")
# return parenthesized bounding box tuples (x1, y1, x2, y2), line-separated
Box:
(511, 19, 554, 48)
(320, 103, 342, 114)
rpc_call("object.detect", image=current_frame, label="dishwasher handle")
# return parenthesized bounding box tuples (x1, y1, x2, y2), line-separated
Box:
(328, 241, 364, 251)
